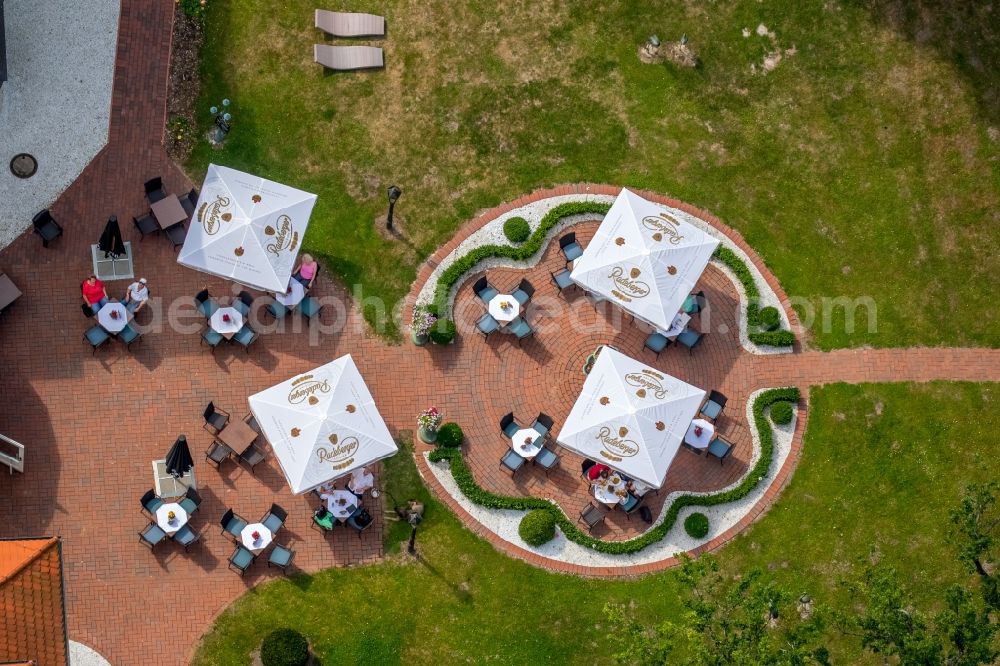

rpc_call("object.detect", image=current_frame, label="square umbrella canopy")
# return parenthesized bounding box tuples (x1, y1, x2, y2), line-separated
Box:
(556, 346, 705, 489)
(178, 164, 318, 293)
(247, 355, 397, 494)
(570, 188, 719, 331)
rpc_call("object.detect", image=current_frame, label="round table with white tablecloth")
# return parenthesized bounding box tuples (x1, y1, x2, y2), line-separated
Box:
(487, 294, 520, 324)
(684, 418, 715, 449)
(154, 503, 188, 536)
(592, 473, 627, 506)
(276, 279, 305, 307)
(240, 523, 273, 554)
(96, 301, 130, 334)
(209, 306, 243, 339)
(322, 489, 360, 521)
(510, 428, 543, 459)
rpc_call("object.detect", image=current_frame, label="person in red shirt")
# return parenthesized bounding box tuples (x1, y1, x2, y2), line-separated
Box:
(81, 275, 108, 314)
(587, 463, 609, 481)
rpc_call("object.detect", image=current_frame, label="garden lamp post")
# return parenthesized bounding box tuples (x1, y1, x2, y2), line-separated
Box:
(209, 98, 232, 143)
(386, 185, 402, 231)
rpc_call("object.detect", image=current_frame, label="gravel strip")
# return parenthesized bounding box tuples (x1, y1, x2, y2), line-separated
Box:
(423, 390, 796, 567)
(415, 193, 792, 355)
(0, 0, 119, 249)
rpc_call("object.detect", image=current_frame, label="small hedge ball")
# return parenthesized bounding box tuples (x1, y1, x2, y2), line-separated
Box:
(430, 318, 456, 345)
(503, 216, 531, 243)
(519, 509, 557, 546)
(770, 401, 794, 425)
(436, 422, 464, 448)
(684, 512, 710, 539)
(758, 306, 782, 331)
(261, 628, 309, 666)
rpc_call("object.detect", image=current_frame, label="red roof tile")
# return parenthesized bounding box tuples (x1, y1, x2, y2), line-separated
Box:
(0, 538, 67, 666)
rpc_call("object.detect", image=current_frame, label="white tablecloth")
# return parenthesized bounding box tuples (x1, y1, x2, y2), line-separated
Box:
(510, 428, 542, 459)
(323, 489, 359, 520)
(154, 503, 188, 536)
(684, 418, 715, 449)
(276, 279, 305, 307)
(592, 474, 627, 505)
(487, 294, 520, 323)
(209, 307, 244, 337)
(240, 523, 273, 554)
(662, 311, 691, 338)
(97, 301, 130, 333)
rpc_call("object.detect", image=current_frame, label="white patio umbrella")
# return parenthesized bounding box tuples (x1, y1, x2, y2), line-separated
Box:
(178, 164, 318, 293)
(556, 346, 705, 488)
(247, 355, 397, 494)
(570, 188, 719, 331)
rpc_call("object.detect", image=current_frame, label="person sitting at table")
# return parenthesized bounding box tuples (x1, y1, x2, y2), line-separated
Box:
(124, 277, 149, 313)
(586, 463, 609, 481)
(81, 275, 109, 314)
(348, 466, 375, 497)
(292, 254, 318, 288)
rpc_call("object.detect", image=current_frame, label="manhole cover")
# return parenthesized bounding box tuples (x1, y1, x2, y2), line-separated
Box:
(10, 153, 38, 179)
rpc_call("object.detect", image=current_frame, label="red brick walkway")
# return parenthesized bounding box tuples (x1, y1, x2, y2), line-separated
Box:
(0, 3, 998, 663)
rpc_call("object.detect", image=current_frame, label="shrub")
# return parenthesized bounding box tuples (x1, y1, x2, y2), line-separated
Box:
(436, 422, 464, 448)
(261, 628, 309, 666)
(758, 306, 781, 331)
(519, 509, 556, 546)
(770, 401, 794, 425)
(429, 318, 456, 345)
(503, 216, 531, 243)
(179, 0, 209, 21)
(684, 512, 710, 539)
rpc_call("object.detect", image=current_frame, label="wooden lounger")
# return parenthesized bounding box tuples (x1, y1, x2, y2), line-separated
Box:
(315, 10, 385, 37)
(314, 45, 384, 71)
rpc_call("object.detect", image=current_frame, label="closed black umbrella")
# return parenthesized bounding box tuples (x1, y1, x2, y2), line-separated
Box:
(98, 215, 126, 258)
(165, 435, 194, 479)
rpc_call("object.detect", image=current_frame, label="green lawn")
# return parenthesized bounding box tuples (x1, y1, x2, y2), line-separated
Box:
(191, 382, 998, 664)
(189, 0, 999, 348)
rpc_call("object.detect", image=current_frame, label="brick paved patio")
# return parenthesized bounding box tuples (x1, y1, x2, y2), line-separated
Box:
(0, 2, 998, 663)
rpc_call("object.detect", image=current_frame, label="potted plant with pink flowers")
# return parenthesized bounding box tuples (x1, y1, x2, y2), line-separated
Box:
(417, 406, 443, 443)
(410, 304, 437, 346)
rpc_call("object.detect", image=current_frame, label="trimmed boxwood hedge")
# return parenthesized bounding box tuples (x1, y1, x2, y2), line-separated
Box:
(503, 216, 531, 243)
(430, 318, 456, 345)
(758, 306, 781, 331)
(684, 512, 710, 538)
(261, 628, 309, 666)
(713, 247, 796, 348)
(519, 509, 556, 546)
(770, 401, 794, 425)
(436, 422, 464, 448)
(429, 387, 800, 555)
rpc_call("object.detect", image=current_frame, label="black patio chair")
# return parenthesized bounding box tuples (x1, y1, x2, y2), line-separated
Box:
(233, 325, 259, 353)
(700, 390, 728, 422)
(499, 412, 518, 438)
(533, 446, 559, 475)
(559, 232, 583, 265)
(578, 503, 605, 532)
(621, 492, 642, 520)
(180, 187, 199, 216)
(144, 177, 167, 204)
(194, 289, 218, 318)
(473, 276, 498, 303)
(676, 328, 705, 354)
(32, 209, 63, 248)
(132, 214, 159, 239)
(531, 412, 554, 439)
(179, 487, 203, 515)
(261, 503, 288, 534)
(551, 268, 574, 295)
(164, 222, 185, 250)
(234, 291, 254, 317)
(140, 489, 162, 517)
(139, 522, 167, 549)
(83, 325, 110, 354)
(243, 412, 261, 433)
(347, 508, 374, 539)
(119, 322, 141, 351)
(267, 300, 289, 320)
(508, 316, 534, 344)
(203, 402, 230, 434)
(228, 545, 255, 576)
(299, 296, 322, 321)
(644, 332, 671, 358)
(205, 440, 234, 468)
(268, 543, 295, 573)
(512, 278, 535, 306)
(201, 326, 224, 351)
(500, 449, 526, 475)
(476, 313, 499, 339)
(239, 444, 266, 475)
(707, 435, 734, 465)
(220, 508, 248, 542)
(173, 524, 201, 552)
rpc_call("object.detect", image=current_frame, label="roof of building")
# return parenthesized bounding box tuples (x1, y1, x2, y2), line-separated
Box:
(0, 537, 68, 666)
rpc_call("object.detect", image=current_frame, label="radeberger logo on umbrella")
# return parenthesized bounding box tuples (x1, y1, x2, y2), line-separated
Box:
(608, 266, 650, 303)
(197, 194, 233, 235)
(264, 214, 299, 256)
(316, 433, 359, 471)
(624, 371, 668, 400)
(641, 212, 684, 245)
(287, 374, 331, 404)
(595, 425, 639, 462)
